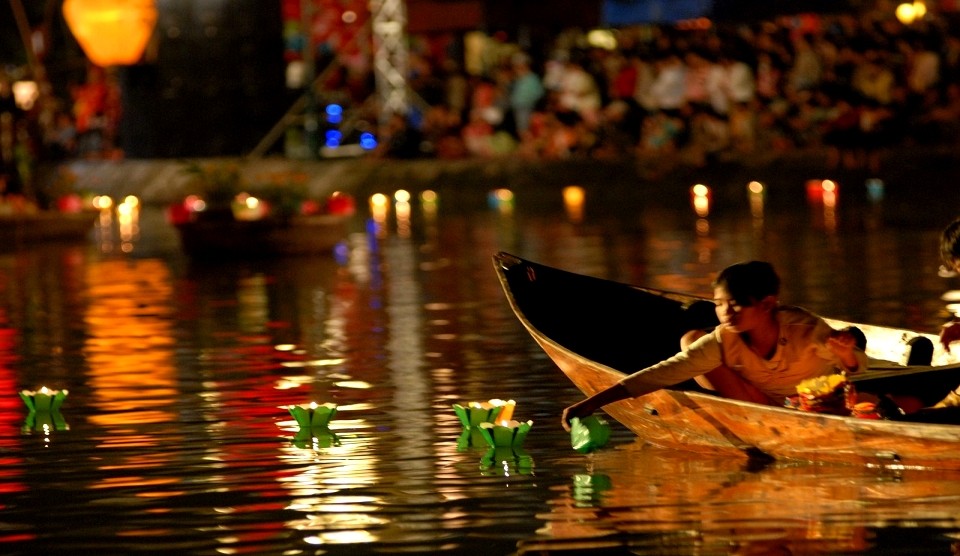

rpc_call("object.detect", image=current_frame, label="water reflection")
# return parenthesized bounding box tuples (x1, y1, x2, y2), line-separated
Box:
(0, 176, 959, 554)
(522, 443, 960, 555)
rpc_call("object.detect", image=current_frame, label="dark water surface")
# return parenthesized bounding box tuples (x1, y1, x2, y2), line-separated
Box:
(2, 178, 960, 555)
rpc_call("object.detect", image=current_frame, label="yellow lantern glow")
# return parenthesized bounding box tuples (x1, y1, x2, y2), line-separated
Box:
(62, 0, 158, 67)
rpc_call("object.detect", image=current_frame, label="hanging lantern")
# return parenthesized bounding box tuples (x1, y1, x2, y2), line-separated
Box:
(62, 0, 158, 67)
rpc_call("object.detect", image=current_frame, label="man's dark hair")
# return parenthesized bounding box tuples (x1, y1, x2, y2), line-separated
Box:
(940, 217, 960, 268)
(713, 261, 780, 307)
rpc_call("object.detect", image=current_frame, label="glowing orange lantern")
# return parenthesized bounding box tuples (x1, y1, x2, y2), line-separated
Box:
(62, 0, 158, 67)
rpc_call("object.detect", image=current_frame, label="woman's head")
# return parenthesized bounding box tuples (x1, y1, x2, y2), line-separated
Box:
(713, 261, 780, 308)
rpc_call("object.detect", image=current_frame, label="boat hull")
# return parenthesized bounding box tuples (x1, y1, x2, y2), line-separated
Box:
(0, 211, 98, 246)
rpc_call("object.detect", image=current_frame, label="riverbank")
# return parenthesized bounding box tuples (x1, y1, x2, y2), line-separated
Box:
(43, 146, 960, 219)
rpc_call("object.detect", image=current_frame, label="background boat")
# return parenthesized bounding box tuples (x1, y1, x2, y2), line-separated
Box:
(173, 212, 350, 258)
(0, 210, 98, 247)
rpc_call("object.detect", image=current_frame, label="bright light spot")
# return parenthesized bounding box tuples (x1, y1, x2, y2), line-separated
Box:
(586, 29, 617, 50)
(325, 129, 342, 147)
(747, 181, 763, 194)
(12, 80, 38, 110)
(370, 193, 388, 209)
(360, 132, 377, 150)
(394, 189, 411, 203)
(342, 10, 357, 23)
(691, 183, 709, 197)
(334, 380, 372, 389)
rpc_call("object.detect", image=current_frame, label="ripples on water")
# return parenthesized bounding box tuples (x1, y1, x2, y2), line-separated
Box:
(1, 181, 960, 555)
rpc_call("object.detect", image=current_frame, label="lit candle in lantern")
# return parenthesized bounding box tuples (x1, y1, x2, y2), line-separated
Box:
(20, 386, 69, 413)
(452, 399, 516, 428)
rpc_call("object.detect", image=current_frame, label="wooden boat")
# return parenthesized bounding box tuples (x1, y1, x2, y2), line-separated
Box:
(173, 213, 350, 258)
(493, 251, 960, 469)
(0, 210, 98, 247)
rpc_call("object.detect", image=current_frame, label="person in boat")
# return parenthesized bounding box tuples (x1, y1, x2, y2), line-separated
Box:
(939, 216, 960, 352)
(562, 260, 867, 430)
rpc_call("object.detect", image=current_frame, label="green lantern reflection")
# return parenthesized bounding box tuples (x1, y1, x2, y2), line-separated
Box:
(572, 473, 613, 507)
(480, 447, 534, 476)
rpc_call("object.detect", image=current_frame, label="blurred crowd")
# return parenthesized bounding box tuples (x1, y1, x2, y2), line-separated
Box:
(380, 8, 960, 179)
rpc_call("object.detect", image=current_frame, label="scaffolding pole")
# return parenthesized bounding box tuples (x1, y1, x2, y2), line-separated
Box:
(369, 0, 409, 125)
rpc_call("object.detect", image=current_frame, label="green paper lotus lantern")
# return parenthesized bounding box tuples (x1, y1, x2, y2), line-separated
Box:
(288, 402, 337, 429)
(287, 402, 340, 448)
(477, 419, 532, 449)
(569, 415, 611, 453)
(452, 399, 515, 428)
(20, 387, 70, 435)
(456, 427, 489, 451)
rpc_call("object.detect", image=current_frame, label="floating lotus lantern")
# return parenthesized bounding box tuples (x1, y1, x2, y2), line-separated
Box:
(20, 387, 69, 413)
(477, 419, 532, 449)
(452, 399, 515, 429)
(288, 402, 337, 429)
(456, 427, 488, 452)
(287, 402, 340, 448)
(569, 415, 611, 453)
(20, 387, 70, 434)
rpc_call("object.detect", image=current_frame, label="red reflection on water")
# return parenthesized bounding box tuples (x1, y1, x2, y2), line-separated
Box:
(0, 313, 25, 495)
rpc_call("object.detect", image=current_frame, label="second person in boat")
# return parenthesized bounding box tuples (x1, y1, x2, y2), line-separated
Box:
(562, 260, 867, 430)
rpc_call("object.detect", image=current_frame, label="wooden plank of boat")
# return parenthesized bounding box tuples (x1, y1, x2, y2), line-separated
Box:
(174, 213, 349, 258)
(493, 251, 960, 469)
(0, 210, 98, 246)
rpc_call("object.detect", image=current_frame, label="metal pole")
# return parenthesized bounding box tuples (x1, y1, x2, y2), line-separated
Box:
(301, 0, 319, 159)
(9, 0, 41, 76)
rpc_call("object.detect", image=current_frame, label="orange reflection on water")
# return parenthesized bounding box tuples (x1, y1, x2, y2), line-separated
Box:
(83, 259, 177, 427)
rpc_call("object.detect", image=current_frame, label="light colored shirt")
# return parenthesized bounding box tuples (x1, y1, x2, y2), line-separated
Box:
(619, 305, 868, 401)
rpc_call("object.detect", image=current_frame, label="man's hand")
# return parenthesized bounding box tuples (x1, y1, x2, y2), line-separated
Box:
(561, 401, 592, 432)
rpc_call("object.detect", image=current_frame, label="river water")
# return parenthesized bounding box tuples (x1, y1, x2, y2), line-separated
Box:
(3, 175, 960, 555)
